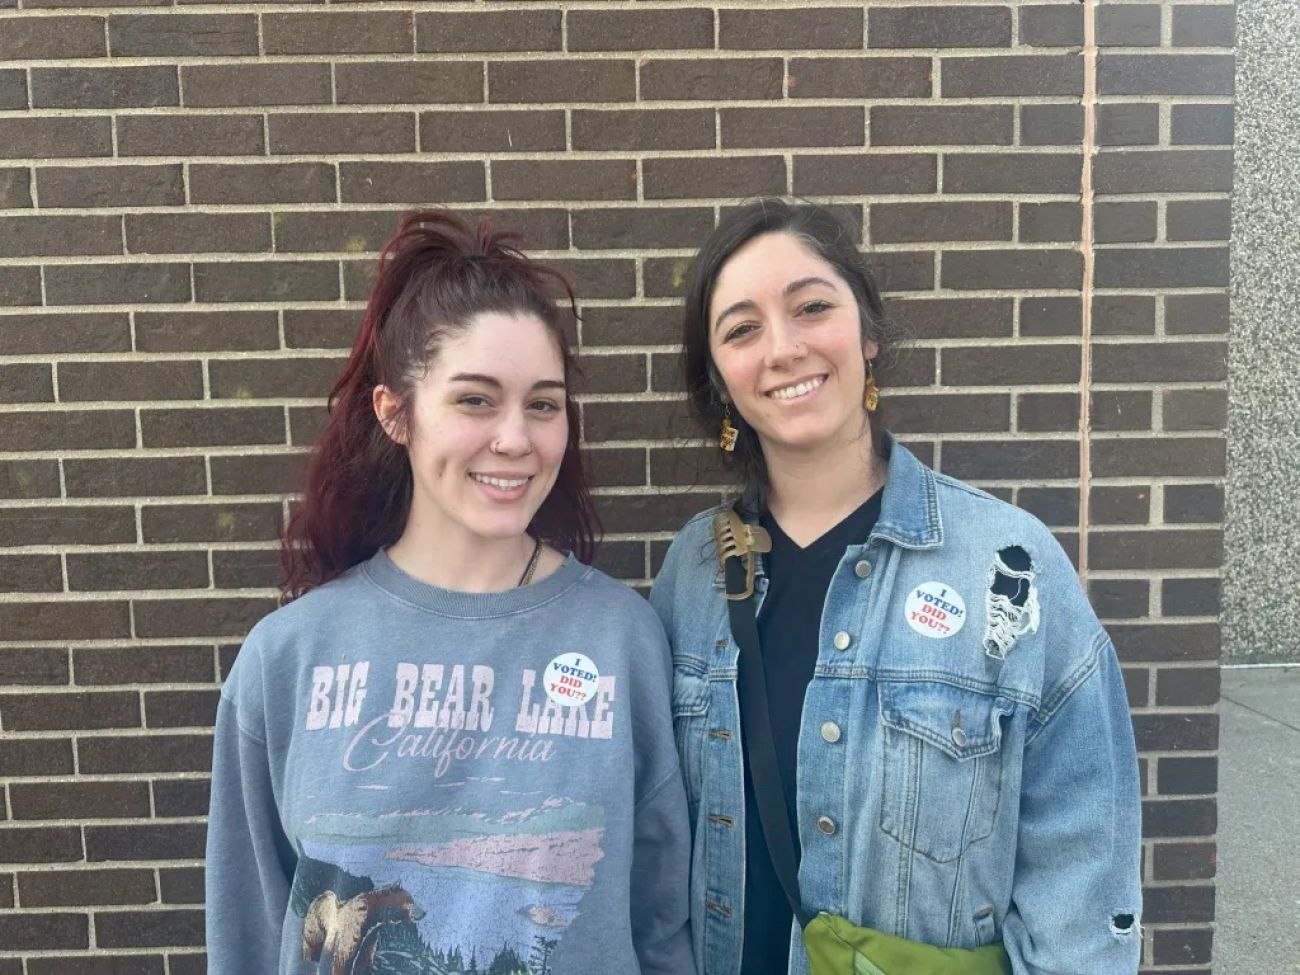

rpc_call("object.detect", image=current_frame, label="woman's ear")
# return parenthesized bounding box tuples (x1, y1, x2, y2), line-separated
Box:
(862, 337, 880, 362)
(372, 385, 407, 445)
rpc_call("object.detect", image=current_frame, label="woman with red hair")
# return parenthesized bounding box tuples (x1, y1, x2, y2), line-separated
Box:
(205, 210, 693, 975)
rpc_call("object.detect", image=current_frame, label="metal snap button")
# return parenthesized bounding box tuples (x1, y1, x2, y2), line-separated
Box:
(820, 721, 841, 744)
(832, 631, 852, 651)
(951, 726, 968, 748)
(854, 560, 873, 578)
(817, 815, 836, 835)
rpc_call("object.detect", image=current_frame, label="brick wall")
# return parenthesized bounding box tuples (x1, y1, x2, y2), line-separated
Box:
(0, 2, 1231, 971)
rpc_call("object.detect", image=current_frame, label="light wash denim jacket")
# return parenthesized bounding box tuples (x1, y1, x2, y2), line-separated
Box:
(649, 438, 1142, 975)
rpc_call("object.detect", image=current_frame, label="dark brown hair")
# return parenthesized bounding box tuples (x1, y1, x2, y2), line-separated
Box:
(281, 209, 598, 600)
(680, 199, 902, 503)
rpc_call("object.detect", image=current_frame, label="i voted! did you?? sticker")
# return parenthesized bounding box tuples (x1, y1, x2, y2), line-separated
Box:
(544, 653, 601, 706)
(905, 582, 966, 639)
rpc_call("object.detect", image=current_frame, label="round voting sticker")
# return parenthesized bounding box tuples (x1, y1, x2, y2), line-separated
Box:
(905, 582, 967, 639)
(544, 653, 600, 706)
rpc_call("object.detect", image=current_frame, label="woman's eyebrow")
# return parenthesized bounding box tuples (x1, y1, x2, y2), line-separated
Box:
(448, 373, 565, 392)
(713, 276, 840, 332)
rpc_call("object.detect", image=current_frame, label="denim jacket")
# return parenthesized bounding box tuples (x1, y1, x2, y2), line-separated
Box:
(649, 438, 1142, 975)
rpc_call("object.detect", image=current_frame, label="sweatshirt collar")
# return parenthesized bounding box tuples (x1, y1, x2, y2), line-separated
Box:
(363, 547, 590, 619)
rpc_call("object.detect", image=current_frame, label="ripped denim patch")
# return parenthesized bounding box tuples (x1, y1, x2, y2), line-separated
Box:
(983, 545, 1039, 660)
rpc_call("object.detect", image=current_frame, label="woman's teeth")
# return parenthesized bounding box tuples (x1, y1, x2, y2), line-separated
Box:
(768, 377, 824, 401)
(471, 474, 529, 490)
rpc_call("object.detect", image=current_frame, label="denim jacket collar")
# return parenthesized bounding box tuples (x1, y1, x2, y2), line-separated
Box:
(871, 434, 944, 551)
(715, 433, 943, 590)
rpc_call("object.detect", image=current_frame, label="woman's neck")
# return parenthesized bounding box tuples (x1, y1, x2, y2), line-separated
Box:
(763, 426, 887, 548)
(387, 508, 544, 594)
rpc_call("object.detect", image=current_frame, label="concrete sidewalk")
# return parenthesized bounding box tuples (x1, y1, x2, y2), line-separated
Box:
(1215, 665, 1300, 973)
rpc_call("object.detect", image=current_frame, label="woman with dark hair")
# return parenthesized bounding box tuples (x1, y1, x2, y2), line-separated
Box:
(650, 200, 1141, 975)
(206, 210, 693, 975)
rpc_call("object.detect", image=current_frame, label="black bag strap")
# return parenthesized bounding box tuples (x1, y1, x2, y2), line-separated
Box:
(724, 545, 816, 929)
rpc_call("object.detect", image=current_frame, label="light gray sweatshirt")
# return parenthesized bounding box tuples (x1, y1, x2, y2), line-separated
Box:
(205, 550, 694, 975)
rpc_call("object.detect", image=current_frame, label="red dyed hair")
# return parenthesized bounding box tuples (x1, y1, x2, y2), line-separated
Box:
(280, 209, 599, 600)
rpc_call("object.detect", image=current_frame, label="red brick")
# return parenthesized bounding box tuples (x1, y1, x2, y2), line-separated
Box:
(127, 212, 272, 255)
(141, 502, 281, 544)
(0, 16, 105, 59)
(38, 164, 183, 208)
(190, 163, 335, 205)
(269, 112, 416, 156)
(870, 6, 1011, 48)
(1099, 54, 1235, 97)
(134, 311, 278, 353)
(788, 57, 931, 99)
(872, 105, 1012, 146)
(420, 110, 565, 154)
(68, 551, 210, 591)
(645, 156, 786, 200)
(85, 824, 207, 863)
(0, 168, 31, 207)
(571, 109, 715, 151)
(721, 106, 864, 149)
(182, 63, 331, 107)
(194, 260, 339, 303)
(140, 406, 285, 448)
(73, 646, 215, 686)
(794, 154, 937, 196)
(94, 909, 204, 948)
(720, 8, 862, 50)
(941, 55, 1081, 97)
(490, 60, 634, 104)
(32, 66, 177, 109)
(418, 10, 561, 52)
(118, 114, 264, 157)
(0, 600, 131, 641)
(872, 202, 1010, 244)
(944, 153, 1081, 194)
(45, 263, 191, 306)
(77, 735, 213, 775)
(11, 784, 150, 822)
(110, 14, 257, 56)
(340, 162, 485, 204)
(640, 58, 783, 101)
(0, 117, 112, 159)
(0, 460, 60, 500)
(18, 869, 156, 909)
(0, 691, 141, 731)
(336, 62, 482, 106)
(58, 360, 203, 402)
(0, 554, 61, 593)
(0, 911, 87, 950)
(494, 160, 635, 202)
(262, 12, 414, 55)
(0, 504, 136, 546)
(570, 8, 711, 52)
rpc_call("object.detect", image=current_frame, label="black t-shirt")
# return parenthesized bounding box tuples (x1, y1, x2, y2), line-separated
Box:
(740, 490, 883, 974)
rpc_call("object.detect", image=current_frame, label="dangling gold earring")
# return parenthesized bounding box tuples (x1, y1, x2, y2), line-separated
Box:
(863, 359, 880, 412)
(719, 405, 738, 452)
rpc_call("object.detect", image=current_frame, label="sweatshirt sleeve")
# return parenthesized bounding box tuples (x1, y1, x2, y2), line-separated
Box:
(205, 689, 297, 973)
(627, 603, 697, 975)
(630, 769, 696, 975)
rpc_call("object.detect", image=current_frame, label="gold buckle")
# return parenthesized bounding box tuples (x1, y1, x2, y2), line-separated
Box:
(711, 510, 772, 601)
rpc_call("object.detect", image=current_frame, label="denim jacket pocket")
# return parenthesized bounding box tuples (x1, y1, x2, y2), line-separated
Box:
(671, 655, 710, 825)
(878, 680, 1014, 863)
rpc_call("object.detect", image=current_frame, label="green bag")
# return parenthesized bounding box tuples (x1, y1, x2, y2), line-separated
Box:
(714, 511, 1012, 975)
(803, 914, 1011, 975)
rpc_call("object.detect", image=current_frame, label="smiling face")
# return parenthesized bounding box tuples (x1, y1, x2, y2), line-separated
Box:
(708, 231, 878, 457)
(376, 311, 569, 549)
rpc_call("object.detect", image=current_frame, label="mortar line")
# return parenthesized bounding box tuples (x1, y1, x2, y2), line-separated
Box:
(1078, 0, 1099, 586)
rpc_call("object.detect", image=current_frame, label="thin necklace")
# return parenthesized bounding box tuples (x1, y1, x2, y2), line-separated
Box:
(516, 536, 542, 587)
